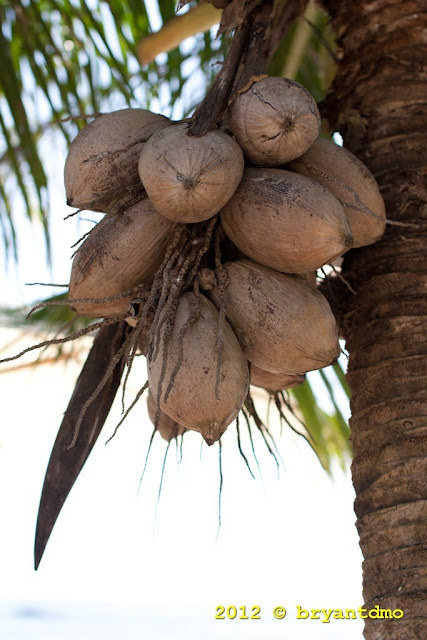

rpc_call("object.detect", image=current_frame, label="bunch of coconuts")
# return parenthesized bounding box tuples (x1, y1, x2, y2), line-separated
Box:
(64, 76, 386, 446)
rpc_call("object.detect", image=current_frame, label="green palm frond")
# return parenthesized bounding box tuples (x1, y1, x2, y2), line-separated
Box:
(291, 361, 351, 472)
(0, 0, 226, 261)
(268, 0, 336, 102)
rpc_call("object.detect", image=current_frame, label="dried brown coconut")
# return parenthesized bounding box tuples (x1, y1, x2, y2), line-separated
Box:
(208, 260, 340, 375)
(138, 123, 244, 223)
(64, 109, 170, 213)
(250, 364, 305, 391)
(147, 292, 249, 445)
(288, 137, 386, 247)
(220, 167, 353, 273)
(228, 76, 321, 166)
(302, 271, 317, 287)
(69, 199, 176, 318)
(147, 390, 186, 442)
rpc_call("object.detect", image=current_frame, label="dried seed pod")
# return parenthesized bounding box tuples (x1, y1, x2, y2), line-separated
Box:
(147, 390, 186, 442)
(208, 260, 340, 375)
(138, 123, 244, 223)
(288, 137, 386, 247)
(220, 167, 353, 273)
(228, 77, 321, 166)
(148, 292, 249, 445)
(250, 364, 305, 391)
(69, 199, 176, 318)
(65, 109, 170, 213)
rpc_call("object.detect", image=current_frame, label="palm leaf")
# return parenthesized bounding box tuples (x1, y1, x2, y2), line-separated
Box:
(137, 3, 221, 65)
(0, 0, 223, 261)
(291, 373, 351, 472)
(34, 321, 130, 569)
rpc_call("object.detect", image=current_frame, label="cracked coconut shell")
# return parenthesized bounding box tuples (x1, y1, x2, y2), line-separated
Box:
(147, 292, 249, 445)
(68, 199, 176, 318)
(208, 260, 340, 375)
(138, 122, 244, 223)
(287, 137, 386, 247)
(228, 77, 321, 166)
(65, 108, 170, 213)
(220, 167, 353, 273)
(250, 364, 305, 391)
(147, 390, 186, 442)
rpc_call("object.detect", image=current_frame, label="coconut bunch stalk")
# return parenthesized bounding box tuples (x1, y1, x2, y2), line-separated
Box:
(147, 291, 249, 445)
(69, 198, 176, 318)
(208, 260, 340, 375)
(287, 137, 387, 247)
(64, 109, 170, 214)
(33, 6, 365, 572)
(138, 122, 244, 223)
(227, 76, 321, 166)
(220, 167, 353, 273)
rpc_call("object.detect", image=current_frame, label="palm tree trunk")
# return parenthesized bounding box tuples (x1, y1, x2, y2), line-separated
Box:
(322, 1, 427, 637)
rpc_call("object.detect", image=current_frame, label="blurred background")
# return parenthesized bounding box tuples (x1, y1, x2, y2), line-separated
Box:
(0, 1, 363, 638)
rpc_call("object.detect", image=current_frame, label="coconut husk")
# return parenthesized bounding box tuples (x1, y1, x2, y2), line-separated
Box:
(302, 271, 317, 287)
(146, 390, 186, 442)
(287, 137, 386, 247)
(250, 364, 305, 391)
(147, 292, 249, 445)
(65, 109, 170, 214)
(138, 122, 244, 223)
(69, 199, 176, 317)
(228, 76, 321, 166)
(208, 260, 340, 375)
(220, 167, 353, 273)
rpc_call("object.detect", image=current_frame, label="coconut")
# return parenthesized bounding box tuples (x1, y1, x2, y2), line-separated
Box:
(147, 292, 249, 445)
(302, 271, 317, 287)
(64, 109, 170, 213)
(220, 167, 353, 273)
(147, 390, 186, 442)
(288, 137, 386, 247)
(138, 123, 244, 223)
(228, 77, 321, 166)
(69, 199, 176, 318)
(208, 260, 340, 375)
(250, 364, 305, 391)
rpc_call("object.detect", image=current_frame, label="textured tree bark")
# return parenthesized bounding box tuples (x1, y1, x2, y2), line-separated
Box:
(322, 1, 427, 638)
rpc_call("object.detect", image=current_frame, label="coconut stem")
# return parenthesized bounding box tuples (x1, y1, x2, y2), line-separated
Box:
(233, 0, 309, 94)
(188, 23, 250, 136)
(233, 1, 273, 94)
(188, 0, 309, 134)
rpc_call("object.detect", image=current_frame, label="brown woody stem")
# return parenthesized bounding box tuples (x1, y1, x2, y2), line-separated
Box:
(189, 0, 309, 135)
(188, 23, 250, 136)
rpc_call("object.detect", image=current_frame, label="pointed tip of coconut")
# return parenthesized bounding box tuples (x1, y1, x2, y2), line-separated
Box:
(66, 197, 73, 207)
(344, 233, 354, 248)
(199, 420, 225, 446)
